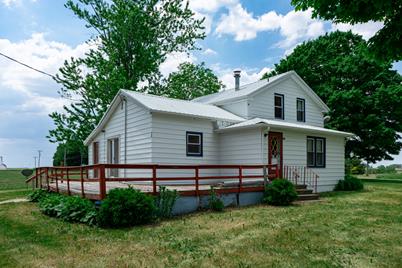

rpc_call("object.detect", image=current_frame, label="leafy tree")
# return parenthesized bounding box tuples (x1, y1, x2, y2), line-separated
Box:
(49, 0, 205, 148)
(149, 62, 224, 100)
(291, 0, 402, 61)
(262, 31, 402, 165)
(53, 140, 88, 166)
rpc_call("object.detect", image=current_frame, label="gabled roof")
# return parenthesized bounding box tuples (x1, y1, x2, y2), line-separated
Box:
(84, 90, 244, 145)
(120, 90, 244, 122)
(193, 70, 329, 112)
(216, 118, 353, 136)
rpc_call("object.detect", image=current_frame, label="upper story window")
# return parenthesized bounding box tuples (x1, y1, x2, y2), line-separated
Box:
(297, 98, 305, 122)
(307, 137, 326, 168)
(186, 131, 203, 157)
(274, 93, 284, 119)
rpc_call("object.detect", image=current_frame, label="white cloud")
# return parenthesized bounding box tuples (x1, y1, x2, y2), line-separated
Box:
(0, 33, 91, 115)
(159, 52, 196, 77)
(212, 64, 271, 88)
(1, 0, 36, 7)
(203, 48, 218, 56)
(331, 21, 384, 40)
(215, 4, 324, 49)
(189, 0, 237, 14)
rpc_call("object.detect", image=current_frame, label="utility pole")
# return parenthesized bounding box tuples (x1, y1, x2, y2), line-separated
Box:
(37, 150, 42, 167)
(34, 156, 37, 168)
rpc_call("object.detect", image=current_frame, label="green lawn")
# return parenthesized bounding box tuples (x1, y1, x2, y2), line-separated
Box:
(0, 169, 30, 191)
(376, 173, 402, 180)
(0, 182, 401, 267)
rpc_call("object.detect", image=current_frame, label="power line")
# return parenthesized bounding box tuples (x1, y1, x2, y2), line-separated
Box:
(0, 51, 56, 79)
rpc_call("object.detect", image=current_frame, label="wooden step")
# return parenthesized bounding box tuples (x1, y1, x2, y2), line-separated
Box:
(297, 193, 319, 201)
(295, 184, 307, 189)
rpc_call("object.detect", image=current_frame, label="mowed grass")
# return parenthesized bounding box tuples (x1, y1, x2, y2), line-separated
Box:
(0, 182, 402, 267)
(0, 169, 30, 191)
(0, 169, 31, 202)
(376, 173, 402, 180)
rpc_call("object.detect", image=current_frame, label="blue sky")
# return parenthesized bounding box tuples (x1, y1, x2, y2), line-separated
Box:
(0, 0, 400, 168)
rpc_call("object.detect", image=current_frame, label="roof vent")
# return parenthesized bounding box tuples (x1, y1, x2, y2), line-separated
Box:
(234, 70, 241, 91)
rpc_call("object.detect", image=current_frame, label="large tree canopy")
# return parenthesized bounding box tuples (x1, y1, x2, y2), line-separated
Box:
(291, 0, 402, 61)
(262, 31, 402, 164)
(48, 0, 205, 149)
(149, 62, 225, 100)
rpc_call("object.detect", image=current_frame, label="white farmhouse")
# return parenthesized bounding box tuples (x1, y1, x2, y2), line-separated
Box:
(84, 70, 352, 192)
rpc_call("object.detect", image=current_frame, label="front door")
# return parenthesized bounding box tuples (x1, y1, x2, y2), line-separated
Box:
(93, 142, 99, 177)
(268, 132, 283, 178)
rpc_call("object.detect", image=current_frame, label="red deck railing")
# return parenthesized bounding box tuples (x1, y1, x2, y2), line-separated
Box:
(26, 164, 280, 200)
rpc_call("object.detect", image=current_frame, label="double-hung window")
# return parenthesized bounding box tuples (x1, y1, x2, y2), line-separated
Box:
(186, 132, 203, 157)
(307, 137, 326, 168)
(274, 93, 284, 119)
(297, 98, 305, 122)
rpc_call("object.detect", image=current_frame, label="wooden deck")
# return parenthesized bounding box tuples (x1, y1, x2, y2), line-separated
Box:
(28, 164, 280, 200)
(48, 179, 267, 200)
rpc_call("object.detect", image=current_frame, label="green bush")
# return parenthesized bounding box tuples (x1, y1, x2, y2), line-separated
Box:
(38, 194, 64, 217)
(38, 194, 97, 225)
(263, 179, 298, 206)
(209, 187, 224, 212)
(58, 196, 97, 225)
(156, 186, 179, 218)
(97, 188, 157, 228)
(334, 175, 364, 191)
(28, 189, 50, 202)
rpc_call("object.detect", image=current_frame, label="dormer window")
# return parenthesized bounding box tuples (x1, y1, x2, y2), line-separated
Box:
(274, 94, 284, 119)
(297, 98, 305, 122)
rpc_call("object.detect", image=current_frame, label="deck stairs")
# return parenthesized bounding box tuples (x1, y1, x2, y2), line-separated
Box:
(295, 184, 319, 201)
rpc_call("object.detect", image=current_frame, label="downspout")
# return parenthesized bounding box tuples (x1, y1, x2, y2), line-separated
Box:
(124, 97, 128, 177)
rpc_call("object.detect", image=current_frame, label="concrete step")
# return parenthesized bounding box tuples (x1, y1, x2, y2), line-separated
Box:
(295, 184, 307, 189)
(296, 188, 313, 194)
(297, 193, 319, 201)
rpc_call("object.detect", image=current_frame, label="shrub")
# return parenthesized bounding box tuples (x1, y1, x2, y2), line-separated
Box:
(28, 189, 50, 202)
(334, 175, 364, 191)
(156, 186, 179, 218)
(97, 188, 157, 228)
(209, 187, 224, 212)
(58, 196, 97, 225)
(263, 179, 298, 206)
(38, 194, 64, 217)
(38, 194, 97, 225)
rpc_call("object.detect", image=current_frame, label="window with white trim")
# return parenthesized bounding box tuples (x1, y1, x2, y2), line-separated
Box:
(297, 98, 305, 122)
(274, 93, 284, 119)
(307, 137, 326, 168)
(186, 132, 203, 157)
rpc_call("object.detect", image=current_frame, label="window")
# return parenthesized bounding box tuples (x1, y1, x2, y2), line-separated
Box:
(107, 138, 119, 177)
(297, 98, 305, 122)
(307, 137, 326, 168)
(274, 94, 284, 119)
(186, 132, 203, 157)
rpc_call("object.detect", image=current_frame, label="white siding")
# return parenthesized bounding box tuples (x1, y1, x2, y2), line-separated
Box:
(150, 113, 219, 184)
(248, 78, 324, 127)
(219, 100, 248, 118)
(272, 128, 345, 192)
(88, 99, 152, 178)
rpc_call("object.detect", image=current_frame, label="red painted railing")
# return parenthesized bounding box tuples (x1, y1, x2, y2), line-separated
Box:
(283, 165, 319, 193)
(27, 164, 280, 200)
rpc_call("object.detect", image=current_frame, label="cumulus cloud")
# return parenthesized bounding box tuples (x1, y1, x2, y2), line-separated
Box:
(203, 48, 218, 56)
(331, 21, 384, 40)
(215, 4, 324, 49)
(1, 0, 36, 7)
(0, 33, 91, 115)
(159, 52, 196, 77)
(211, 63, 271, 88)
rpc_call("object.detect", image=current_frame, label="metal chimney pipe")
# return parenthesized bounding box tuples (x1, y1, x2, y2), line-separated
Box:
(234, 70, 241, 90)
